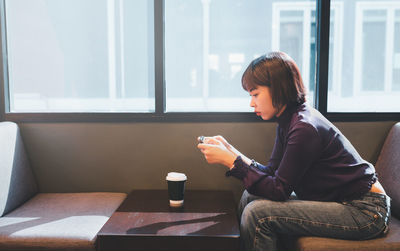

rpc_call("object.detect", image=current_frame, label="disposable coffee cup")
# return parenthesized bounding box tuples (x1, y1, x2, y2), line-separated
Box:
(166, 172, 187, 207)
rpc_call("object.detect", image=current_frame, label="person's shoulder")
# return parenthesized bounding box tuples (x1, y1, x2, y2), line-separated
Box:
(289, 104, 321, 135)
(292, 103, 340, 138)
(290, 104, 317, 125)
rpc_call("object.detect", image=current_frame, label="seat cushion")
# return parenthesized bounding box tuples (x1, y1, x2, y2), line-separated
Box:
(0, 192, 126, 251)
(294, 216, 400, 251)
(0, 122, 38, 216)
(375, 122, 400, 218)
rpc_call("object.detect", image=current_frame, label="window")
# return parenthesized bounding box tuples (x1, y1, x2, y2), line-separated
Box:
(272, 1, 343, 108)
(272, 3, 316, 106)
(1, 0, 399, 122)
(5, 0, 154, 112)
(328, 0, 400, 112)
(165, 0, 316, 112)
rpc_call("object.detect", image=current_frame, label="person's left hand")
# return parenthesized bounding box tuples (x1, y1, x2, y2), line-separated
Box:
(197, 137, 238, 168)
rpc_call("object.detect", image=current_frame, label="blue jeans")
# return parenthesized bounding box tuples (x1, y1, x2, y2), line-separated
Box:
(239, 190, 391, 251)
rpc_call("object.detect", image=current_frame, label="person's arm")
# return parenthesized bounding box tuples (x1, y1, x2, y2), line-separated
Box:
(197, 134, 278, 174)
(227, 126, 283, 177)
(197, 135, 252, 168)
(228, 123, 321, 201)
(254, 126, 283, 174)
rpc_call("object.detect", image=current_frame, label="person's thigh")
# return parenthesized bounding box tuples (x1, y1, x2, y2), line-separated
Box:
(240, 192, 386, 241)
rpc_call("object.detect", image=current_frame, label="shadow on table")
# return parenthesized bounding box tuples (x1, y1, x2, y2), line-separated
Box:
(126, 213, 234, 235)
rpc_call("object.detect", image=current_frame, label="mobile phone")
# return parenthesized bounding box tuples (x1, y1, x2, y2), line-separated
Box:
(198, 136, 205, 143)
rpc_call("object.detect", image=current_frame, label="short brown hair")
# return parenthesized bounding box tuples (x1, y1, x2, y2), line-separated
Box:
(241, 51, 306, 110)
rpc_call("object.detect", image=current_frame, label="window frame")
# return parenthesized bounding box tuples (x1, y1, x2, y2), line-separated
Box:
(0, 0, 399, 123)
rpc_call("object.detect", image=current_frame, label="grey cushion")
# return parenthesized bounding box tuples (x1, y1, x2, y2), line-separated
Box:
(0, 192, 126, 251)
(375, 122, 400, 218)
(0, 122, 38, 217)
(294, 217, 400, 251)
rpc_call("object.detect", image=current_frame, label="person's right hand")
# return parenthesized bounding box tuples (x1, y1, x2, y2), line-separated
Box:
(211, 135, 242, 157)
(197, 137, 238, 168)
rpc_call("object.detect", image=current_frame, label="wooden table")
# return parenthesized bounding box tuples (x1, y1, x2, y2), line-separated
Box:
(97, 190, 240, 251)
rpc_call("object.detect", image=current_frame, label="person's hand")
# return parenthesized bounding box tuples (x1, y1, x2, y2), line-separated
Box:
(212, 135, 242, 156)
(197, 137, 238, 168)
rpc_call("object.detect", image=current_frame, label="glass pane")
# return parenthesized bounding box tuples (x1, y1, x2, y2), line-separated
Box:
(165, 0, 316, 112)
(361, 11, 386, 91)
(328, 0, 400, 112)
(393, 10, 400, 91)
(5, 0, 154, 112)
(280, 12, 304, 72)
(328, 10, 335, 92)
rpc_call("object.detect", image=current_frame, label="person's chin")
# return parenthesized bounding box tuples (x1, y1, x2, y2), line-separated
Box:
(261, 114, 274, 120)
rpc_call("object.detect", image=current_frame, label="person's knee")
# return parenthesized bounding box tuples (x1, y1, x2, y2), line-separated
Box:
(241, 199, 278, 228)
(240, 203, 255, 239)
(238, 190, 252, 217)
(241, 200, 265, 229)
(239, 190, 263, 210)
(240, 190, 251, 204)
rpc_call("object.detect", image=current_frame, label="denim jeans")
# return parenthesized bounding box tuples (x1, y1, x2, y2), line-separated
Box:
(239, 190, 391, 251)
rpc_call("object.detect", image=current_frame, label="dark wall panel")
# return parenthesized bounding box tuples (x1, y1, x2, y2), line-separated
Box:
(19, 121, 396, 201)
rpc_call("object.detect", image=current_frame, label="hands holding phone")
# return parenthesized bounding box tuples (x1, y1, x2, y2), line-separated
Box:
(197, 135, 237, 168)
(197, 135, 243, 169)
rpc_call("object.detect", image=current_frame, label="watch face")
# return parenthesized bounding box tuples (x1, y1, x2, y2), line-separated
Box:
(251, 160, 261, 171)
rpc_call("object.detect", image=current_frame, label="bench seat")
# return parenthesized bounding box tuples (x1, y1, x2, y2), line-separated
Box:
(0, 122, 126, 250)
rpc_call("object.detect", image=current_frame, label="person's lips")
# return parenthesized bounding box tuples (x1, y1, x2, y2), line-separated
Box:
(255, 111, 261, 116)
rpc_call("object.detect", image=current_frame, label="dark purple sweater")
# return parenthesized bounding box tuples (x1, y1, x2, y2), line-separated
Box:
(226, 103, 376, 202)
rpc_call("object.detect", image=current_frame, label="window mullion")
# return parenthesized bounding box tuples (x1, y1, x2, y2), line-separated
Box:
(154, 0, 165, 114)
(0, 0, 9, 121)
(315, 0, 330, 115)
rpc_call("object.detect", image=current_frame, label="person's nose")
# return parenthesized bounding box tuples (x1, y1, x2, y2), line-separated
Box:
(250, 97, 255, 108)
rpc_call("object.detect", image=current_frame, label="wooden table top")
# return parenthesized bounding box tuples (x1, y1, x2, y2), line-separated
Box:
(97, 190, 240, 238)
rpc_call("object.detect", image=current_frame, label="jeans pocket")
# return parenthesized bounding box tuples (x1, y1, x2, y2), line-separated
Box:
(349, 200, 378, 217)
(348, 197, 390, 239)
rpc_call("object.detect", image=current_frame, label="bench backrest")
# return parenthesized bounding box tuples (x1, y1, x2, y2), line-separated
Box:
(0, 122, 38, 216)
(375, 122, 400, 219)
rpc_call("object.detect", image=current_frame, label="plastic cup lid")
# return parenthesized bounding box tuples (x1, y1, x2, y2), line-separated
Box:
(166, 172, 187, 181)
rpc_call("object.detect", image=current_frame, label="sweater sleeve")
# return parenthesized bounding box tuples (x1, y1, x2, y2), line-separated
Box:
(264, 126, 284, 173)
(226, 126, 283, 178)
(227, 123, 321, 201)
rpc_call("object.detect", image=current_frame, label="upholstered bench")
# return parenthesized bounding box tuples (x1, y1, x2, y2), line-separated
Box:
(293, 122, 400, 251)
(0, 122, 126, 251)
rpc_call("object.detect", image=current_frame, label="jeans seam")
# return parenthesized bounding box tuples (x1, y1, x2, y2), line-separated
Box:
(253, 226, 260, 249)
(252, 216, 381, 250)
(255, 214, 379, 235)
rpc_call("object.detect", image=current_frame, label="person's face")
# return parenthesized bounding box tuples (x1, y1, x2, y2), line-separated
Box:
(249, 86, 283, 120)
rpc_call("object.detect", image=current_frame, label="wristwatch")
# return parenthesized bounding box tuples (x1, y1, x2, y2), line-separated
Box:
(250, 159, 258, 169)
